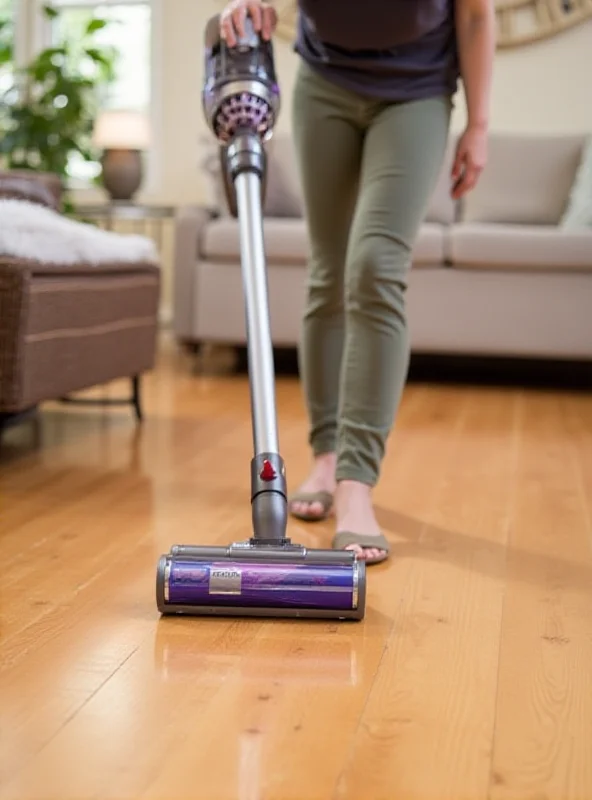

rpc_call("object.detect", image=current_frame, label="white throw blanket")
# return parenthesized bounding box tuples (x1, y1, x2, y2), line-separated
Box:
(0, 198, 158, 265)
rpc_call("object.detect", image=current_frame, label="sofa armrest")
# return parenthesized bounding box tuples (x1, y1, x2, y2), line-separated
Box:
(173, 205, 216, 341)
(0, 260, 30, 410)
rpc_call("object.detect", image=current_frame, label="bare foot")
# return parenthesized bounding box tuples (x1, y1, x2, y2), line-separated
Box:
(334, 480, 387, 562)
(289, 452, 337, 519)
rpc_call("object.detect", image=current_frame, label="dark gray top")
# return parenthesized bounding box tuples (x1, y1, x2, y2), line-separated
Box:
(294, 0, 459, 101)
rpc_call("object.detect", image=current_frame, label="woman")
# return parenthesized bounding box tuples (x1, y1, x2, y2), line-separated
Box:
(220, 0, 494, 564)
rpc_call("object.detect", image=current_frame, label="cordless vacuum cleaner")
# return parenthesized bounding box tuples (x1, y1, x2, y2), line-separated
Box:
(154, 14, 366, 621)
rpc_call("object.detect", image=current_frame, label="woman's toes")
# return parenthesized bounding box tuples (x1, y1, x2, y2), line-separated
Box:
(290, 500, 324, 518)
(345, 544, 385, 561)
(346, 544, 369, 559)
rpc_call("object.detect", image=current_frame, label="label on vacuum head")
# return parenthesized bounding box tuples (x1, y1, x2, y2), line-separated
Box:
(209, 566, 242, 595)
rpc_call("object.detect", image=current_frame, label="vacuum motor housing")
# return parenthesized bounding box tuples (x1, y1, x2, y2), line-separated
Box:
(202, 14, 281, 216)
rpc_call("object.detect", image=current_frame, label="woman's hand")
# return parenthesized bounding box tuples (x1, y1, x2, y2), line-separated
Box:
(220, 1, 278, 47)
(451, 124, 488, 199)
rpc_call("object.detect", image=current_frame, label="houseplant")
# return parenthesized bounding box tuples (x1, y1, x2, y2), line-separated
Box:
(0, 1, 12, 73)
(0, 3, 117, 206)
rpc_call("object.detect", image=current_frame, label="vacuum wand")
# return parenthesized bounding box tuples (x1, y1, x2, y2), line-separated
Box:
(204, 11, 286, 547)
(236, 166, 279, 455)
(154, 13, 366, 621)
(234, 143, 288, 545)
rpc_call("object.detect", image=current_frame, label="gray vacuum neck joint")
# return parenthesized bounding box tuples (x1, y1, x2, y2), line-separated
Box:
(226, 132, 265, 181)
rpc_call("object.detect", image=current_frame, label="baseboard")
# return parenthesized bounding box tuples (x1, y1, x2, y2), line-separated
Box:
(232, 346, 592, 390)
(406, 352, 592, 390)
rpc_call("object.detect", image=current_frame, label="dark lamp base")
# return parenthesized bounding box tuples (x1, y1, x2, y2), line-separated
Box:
(100, 149, 143, 201)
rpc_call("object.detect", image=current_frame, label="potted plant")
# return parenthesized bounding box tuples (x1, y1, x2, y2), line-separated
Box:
(0, 3, 118, 209)
(0, 3, 11, 70)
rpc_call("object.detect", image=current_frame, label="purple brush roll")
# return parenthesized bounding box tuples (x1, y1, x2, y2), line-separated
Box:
(165, 558, 360, 611)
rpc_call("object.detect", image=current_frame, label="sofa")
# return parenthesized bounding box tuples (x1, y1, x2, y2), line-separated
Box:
(173, 131, 592, 361)
(0, 170, 161, 431)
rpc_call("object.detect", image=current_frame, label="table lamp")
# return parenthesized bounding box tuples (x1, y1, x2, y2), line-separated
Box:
(93, 110, 150, 201)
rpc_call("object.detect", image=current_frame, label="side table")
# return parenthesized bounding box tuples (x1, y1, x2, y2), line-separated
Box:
(77, 202, 176, 251)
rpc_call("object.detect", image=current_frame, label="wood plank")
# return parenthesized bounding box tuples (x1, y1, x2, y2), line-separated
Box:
(563, 393, 592, 539)
(489, 392, 592, 800)
(335, 388, 519, 800)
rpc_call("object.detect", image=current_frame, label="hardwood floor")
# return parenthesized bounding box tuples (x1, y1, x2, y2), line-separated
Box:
(1, 339, 591, 800)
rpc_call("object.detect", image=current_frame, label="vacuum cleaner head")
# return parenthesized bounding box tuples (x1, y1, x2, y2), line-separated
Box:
(156, 544, 365, 621)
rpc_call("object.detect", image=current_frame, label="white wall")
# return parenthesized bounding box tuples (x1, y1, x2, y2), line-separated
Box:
(451, 20, 592, 135)
(151, 0, 592, 206)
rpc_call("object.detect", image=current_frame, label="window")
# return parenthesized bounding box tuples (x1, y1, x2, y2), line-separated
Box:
(0, 0, 14, 96)
(0, 0, 13, 29)
(46, 1, 151, 111)
(40, 0, 153, 184)
(0, 0, 13, 26)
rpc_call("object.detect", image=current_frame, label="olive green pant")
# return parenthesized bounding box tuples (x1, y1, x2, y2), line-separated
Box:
(291, 60, 452, 486)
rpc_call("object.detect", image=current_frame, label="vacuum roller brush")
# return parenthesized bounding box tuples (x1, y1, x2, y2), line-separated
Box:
(154, 13, 367, 622)
(156, 546, 365, 621)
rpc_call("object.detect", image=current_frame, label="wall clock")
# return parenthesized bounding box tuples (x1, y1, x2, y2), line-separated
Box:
(218, 0, 592, 48)
(495, 0, 592, 47)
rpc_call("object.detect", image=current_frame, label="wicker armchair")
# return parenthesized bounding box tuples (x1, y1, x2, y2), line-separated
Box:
(0, 170, 160, 433)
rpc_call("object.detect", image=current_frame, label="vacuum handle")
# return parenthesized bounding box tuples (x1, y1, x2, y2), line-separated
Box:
(235, 16, 259, 49)
(204, 12, 260, 50)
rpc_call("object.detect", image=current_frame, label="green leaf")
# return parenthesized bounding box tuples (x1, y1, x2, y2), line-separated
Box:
(84, 47, 109, 65)
(0, 45, 12, 67)
(42, 4, 59, 19)
(85, 18, 108, 35)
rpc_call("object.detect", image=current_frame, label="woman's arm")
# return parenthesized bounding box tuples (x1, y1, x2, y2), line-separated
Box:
(451, 0, 496, 198)
(457, 0, 496, 130)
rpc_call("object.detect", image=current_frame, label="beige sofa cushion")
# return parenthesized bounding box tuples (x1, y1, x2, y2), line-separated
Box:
(201, 218, 446, 266)
(264, 135, 305, 217)
(203, 218, 308, 264)
(412, 223, 448, 264)
(461, 133, 586, 225)
(449, 223, 592, 271)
